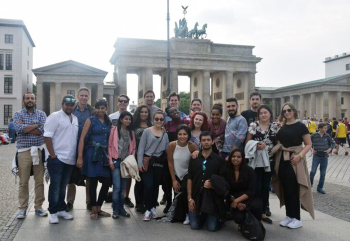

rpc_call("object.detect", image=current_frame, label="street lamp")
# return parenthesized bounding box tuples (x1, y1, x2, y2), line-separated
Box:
(166, 0, 171, 102)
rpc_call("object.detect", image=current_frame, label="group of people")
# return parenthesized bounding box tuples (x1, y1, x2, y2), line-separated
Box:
(13, 87, 338, 237)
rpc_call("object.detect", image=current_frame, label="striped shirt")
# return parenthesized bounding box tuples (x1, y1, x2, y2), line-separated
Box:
(311, 132, 335, 157)
(13, 108, 47, 149)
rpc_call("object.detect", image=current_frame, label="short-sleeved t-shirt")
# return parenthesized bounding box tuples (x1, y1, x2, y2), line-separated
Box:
(276, 122, 309, 148)
(337, 123, 347, 138)
(241, 110, 258, 126)
(308, 121, 317, 133)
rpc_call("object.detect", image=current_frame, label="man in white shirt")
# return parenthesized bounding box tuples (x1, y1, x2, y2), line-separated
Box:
(109, 94, 129, 126)
(44, 95, 79, 224)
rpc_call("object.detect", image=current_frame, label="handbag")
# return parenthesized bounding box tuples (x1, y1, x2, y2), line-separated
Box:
(241, 209, 266, 240)
(143, 133, 164, 172)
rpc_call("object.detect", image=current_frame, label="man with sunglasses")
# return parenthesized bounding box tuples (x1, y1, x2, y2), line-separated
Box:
(44, 95, 79, 224)
(109, 94, 130, 126)
(187, 131, 225, 231)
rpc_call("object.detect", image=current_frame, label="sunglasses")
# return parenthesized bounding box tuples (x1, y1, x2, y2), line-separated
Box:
(202, 160, 207, 171)
(154, 118, 164, 122)
(63, 97, 76, 104)
(118, 100, 129, 103)
(282, 109, 292, 114)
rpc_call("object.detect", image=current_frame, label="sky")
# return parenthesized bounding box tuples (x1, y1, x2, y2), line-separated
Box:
(2, 0, 350, 104)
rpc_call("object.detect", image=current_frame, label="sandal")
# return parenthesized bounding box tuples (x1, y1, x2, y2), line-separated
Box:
(90, 206, 98, 220)
(97, 206, 111, 217)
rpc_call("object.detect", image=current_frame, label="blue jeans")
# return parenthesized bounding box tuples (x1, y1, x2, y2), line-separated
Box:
(310, 155, 328, 190)
(9, 129, 16, 143)
(112, 159, 128, 214)
(189, 211, 221, 232)
(47, 157, 74, 214)
(142, 165, 164, 211)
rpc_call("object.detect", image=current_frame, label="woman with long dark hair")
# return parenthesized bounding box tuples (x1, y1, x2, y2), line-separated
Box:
(226, 149, 262, 227)
(137, 110, 169, 221)
(133, 105, 152, 213)
(189, 111, 209, 149)
(108, 111, 136, 219)
(245, 104, 278, 224)
(77, 99, 112, 220)
(272, 102, 314, 229)
(167, 124, 198, 224)
(208, 104, 226, 154)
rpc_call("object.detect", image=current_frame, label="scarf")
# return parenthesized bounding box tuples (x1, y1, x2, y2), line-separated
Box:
(120, 128, 130, 160)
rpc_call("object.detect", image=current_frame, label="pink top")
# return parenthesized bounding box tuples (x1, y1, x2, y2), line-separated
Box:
(108, 126, 136, 165)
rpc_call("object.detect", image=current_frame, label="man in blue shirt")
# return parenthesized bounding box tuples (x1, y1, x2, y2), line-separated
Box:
(8, 118, 16, 143)
(66, 87, 94, 211)
(165, 92, 189, 122)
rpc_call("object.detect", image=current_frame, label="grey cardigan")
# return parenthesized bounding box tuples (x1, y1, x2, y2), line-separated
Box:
(137, 128, 169, 167)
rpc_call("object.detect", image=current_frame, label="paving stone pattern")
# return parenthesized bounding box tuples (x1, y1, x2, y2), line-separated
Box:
(0, 144, 34, 241)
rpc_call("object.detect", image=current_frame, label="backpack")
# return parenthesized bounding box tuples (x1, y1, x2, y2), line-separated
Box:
(241, 209, 266, 241)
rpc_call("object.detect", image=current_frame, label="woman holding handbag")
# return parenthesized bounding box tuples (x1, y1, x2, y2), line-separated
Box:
(108, 111, 136, 219)
(137, 110, 169, 221)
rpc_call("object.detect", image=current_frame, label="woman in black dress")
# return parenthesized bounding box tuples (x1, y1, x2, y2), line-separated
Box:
(273, 102, 313, 229)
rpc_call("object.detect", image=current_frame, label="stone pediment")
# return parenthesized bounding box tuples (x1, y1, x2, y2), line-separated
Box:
(33, 60, 108, 76)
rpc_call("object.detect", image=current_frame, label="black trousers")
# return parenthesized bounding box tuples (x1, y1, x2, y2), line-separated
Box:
(279, 159, 300, 220)
(230, 198, 262, 224)
(161, 162, 173, 207)
(255, 167, 272, 214)
(134, 155, 144, 206)
(89, 176, 110, 206)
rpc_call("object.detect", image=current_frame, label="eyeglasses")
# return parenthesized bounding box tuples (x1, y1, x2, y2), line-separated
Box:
(118, 100, 129, 103)
(282, 109, 292, 114)
(154, 118, 164, 122)
(63, 97, 76, 103)
(202, 160, 207, 171)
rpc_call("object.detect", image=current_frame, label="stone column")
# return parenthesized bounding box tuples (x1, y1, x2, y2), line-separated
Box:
(170, 69, 178, 94)
(225, 71, 234, 99)
(97, 83, 104, 99)
(55, 82, 61, 111)
(145, 68, 153, 91)
(248, 72, 256, 94)
(109, 94, 114, 114)
(323, 92, 329, 119)
(117, 67, 127, 95)
(272, 98, 277, 120)
(299, 94, 305, 118)
(202, 70, 211, 114)
(290, 95, 295, 106)
(36, 82, 43, 111)
(310, 93, 316, 118)
(336, 91, 342, 118)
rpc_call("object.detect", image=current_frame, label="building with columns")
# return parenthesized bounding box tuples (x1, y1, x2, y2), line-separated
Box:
(325, 52, 350, 78)
(110, 38, 261, 119)
(258, 73, 350, 120)
(0, 19, 34, 129)
(32, 60, 111, 116)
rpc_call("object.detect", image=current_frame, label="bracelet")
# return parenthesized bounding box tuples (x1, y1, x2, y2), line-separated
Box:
(188, 198, 193, 202)
(299, 154, 304, 159)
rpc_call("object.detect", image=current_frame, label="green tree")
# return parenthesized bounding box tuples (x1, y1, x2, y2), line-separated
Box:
(155, 99, 161, 108)
(178, 92, 190, 115)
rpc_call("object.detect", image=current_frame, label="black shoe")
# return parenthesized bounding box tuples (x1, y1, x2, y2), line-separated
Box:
(262, 217, 273, 224)
(163, 204, 171, 214)
(119, 209, 130, 218)
(266, 210, 271, 217)
(160, 195, 167, 205)
(86, 203, 92, 211)
(124, 197, 135, 208)
(66, 202, 73, 212)
(135, 204, 146, 214)
(156, 201, 159, 206)
(112, 213, 119, 219)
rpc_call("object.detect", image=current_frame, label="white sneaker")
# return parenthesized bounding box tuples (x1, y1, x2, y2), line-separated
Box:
(143, 210, 151, 221)
(183, 214, 190, 225)
(49, 214, 59, 224)
(57, 211, 73, 220)
(287, 218, 302, 229)
(280, 216, 292, 227)
(151, 207, 157, 219)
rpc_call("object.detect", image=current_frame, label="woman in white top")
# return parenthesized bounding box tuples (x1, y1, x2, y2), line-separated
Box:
(167, 124, 198, 225)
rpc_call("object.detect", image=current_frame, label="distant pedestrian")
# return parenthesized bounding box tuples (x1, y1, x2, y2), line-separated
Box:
(8, 118, 16, 143)
(334, 119, 348, 155)
(310, 122, 335, 194)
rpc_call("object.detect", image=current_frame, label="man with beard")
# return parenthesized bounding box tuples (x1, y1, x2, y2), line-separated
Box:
(241, 92, 262, 125)
(44, 95, 78, 224)
(66, 87, 95, 211)
(187, 131, 225, 231)
(222, 98, 248, 160)
(144, 90, 160, 118)
(13, 93, 47, 219)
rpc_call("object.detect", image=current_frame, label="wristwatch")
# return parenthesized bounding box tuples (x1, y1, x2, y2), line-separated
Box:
(299, 154, 304, 159)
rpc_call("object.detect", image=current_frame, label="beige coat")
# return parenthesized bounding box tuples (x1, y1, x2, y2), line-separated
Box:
(120, 155, 141, 182)
(271, 144, 315, 219)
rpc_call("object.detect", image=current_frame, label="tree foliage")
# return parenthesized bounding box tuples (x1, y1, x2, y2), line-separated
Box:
(154, 91, 190, 114)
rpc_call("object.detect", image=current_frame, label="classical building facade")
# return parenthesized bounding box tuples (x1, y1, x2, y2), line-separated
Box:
(0, 19, 34, 129)
(32, 60, 114, 116)
(325, 52, 350, 78)
(110, 38, 261, 119)
(258, 73, 350, 120)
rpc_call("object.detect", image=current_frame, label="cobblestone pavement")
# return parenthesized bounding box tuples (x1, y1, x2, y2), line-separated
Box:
(0, 144, 34, 241)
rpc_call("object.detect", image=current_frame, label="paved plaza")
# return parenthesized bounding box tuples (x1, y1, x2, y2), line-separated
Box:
(0, 144, 350, 240)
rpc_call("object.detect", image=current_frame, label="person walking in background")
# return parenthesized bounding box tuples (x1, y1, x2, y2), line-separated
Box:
(13, 93, 47, 219)
(44, 95, 78, 224)
(208, 104, 226, 155)
(76, 99, 112, 220)
(8, 118, 16, 143)
(310, 122, 335, 194)
(308, 117, 317, 134)
(334, 119, 349, 155)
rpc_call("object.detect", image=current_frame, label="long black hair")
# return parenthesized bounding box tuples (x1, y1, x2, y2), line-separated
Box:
(176, 124, 191, 142)
(94, 99, 111, 126)
(226, 148, 249, 184)
(133, 105, 152, 128)
(117, 111, 133, 141)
